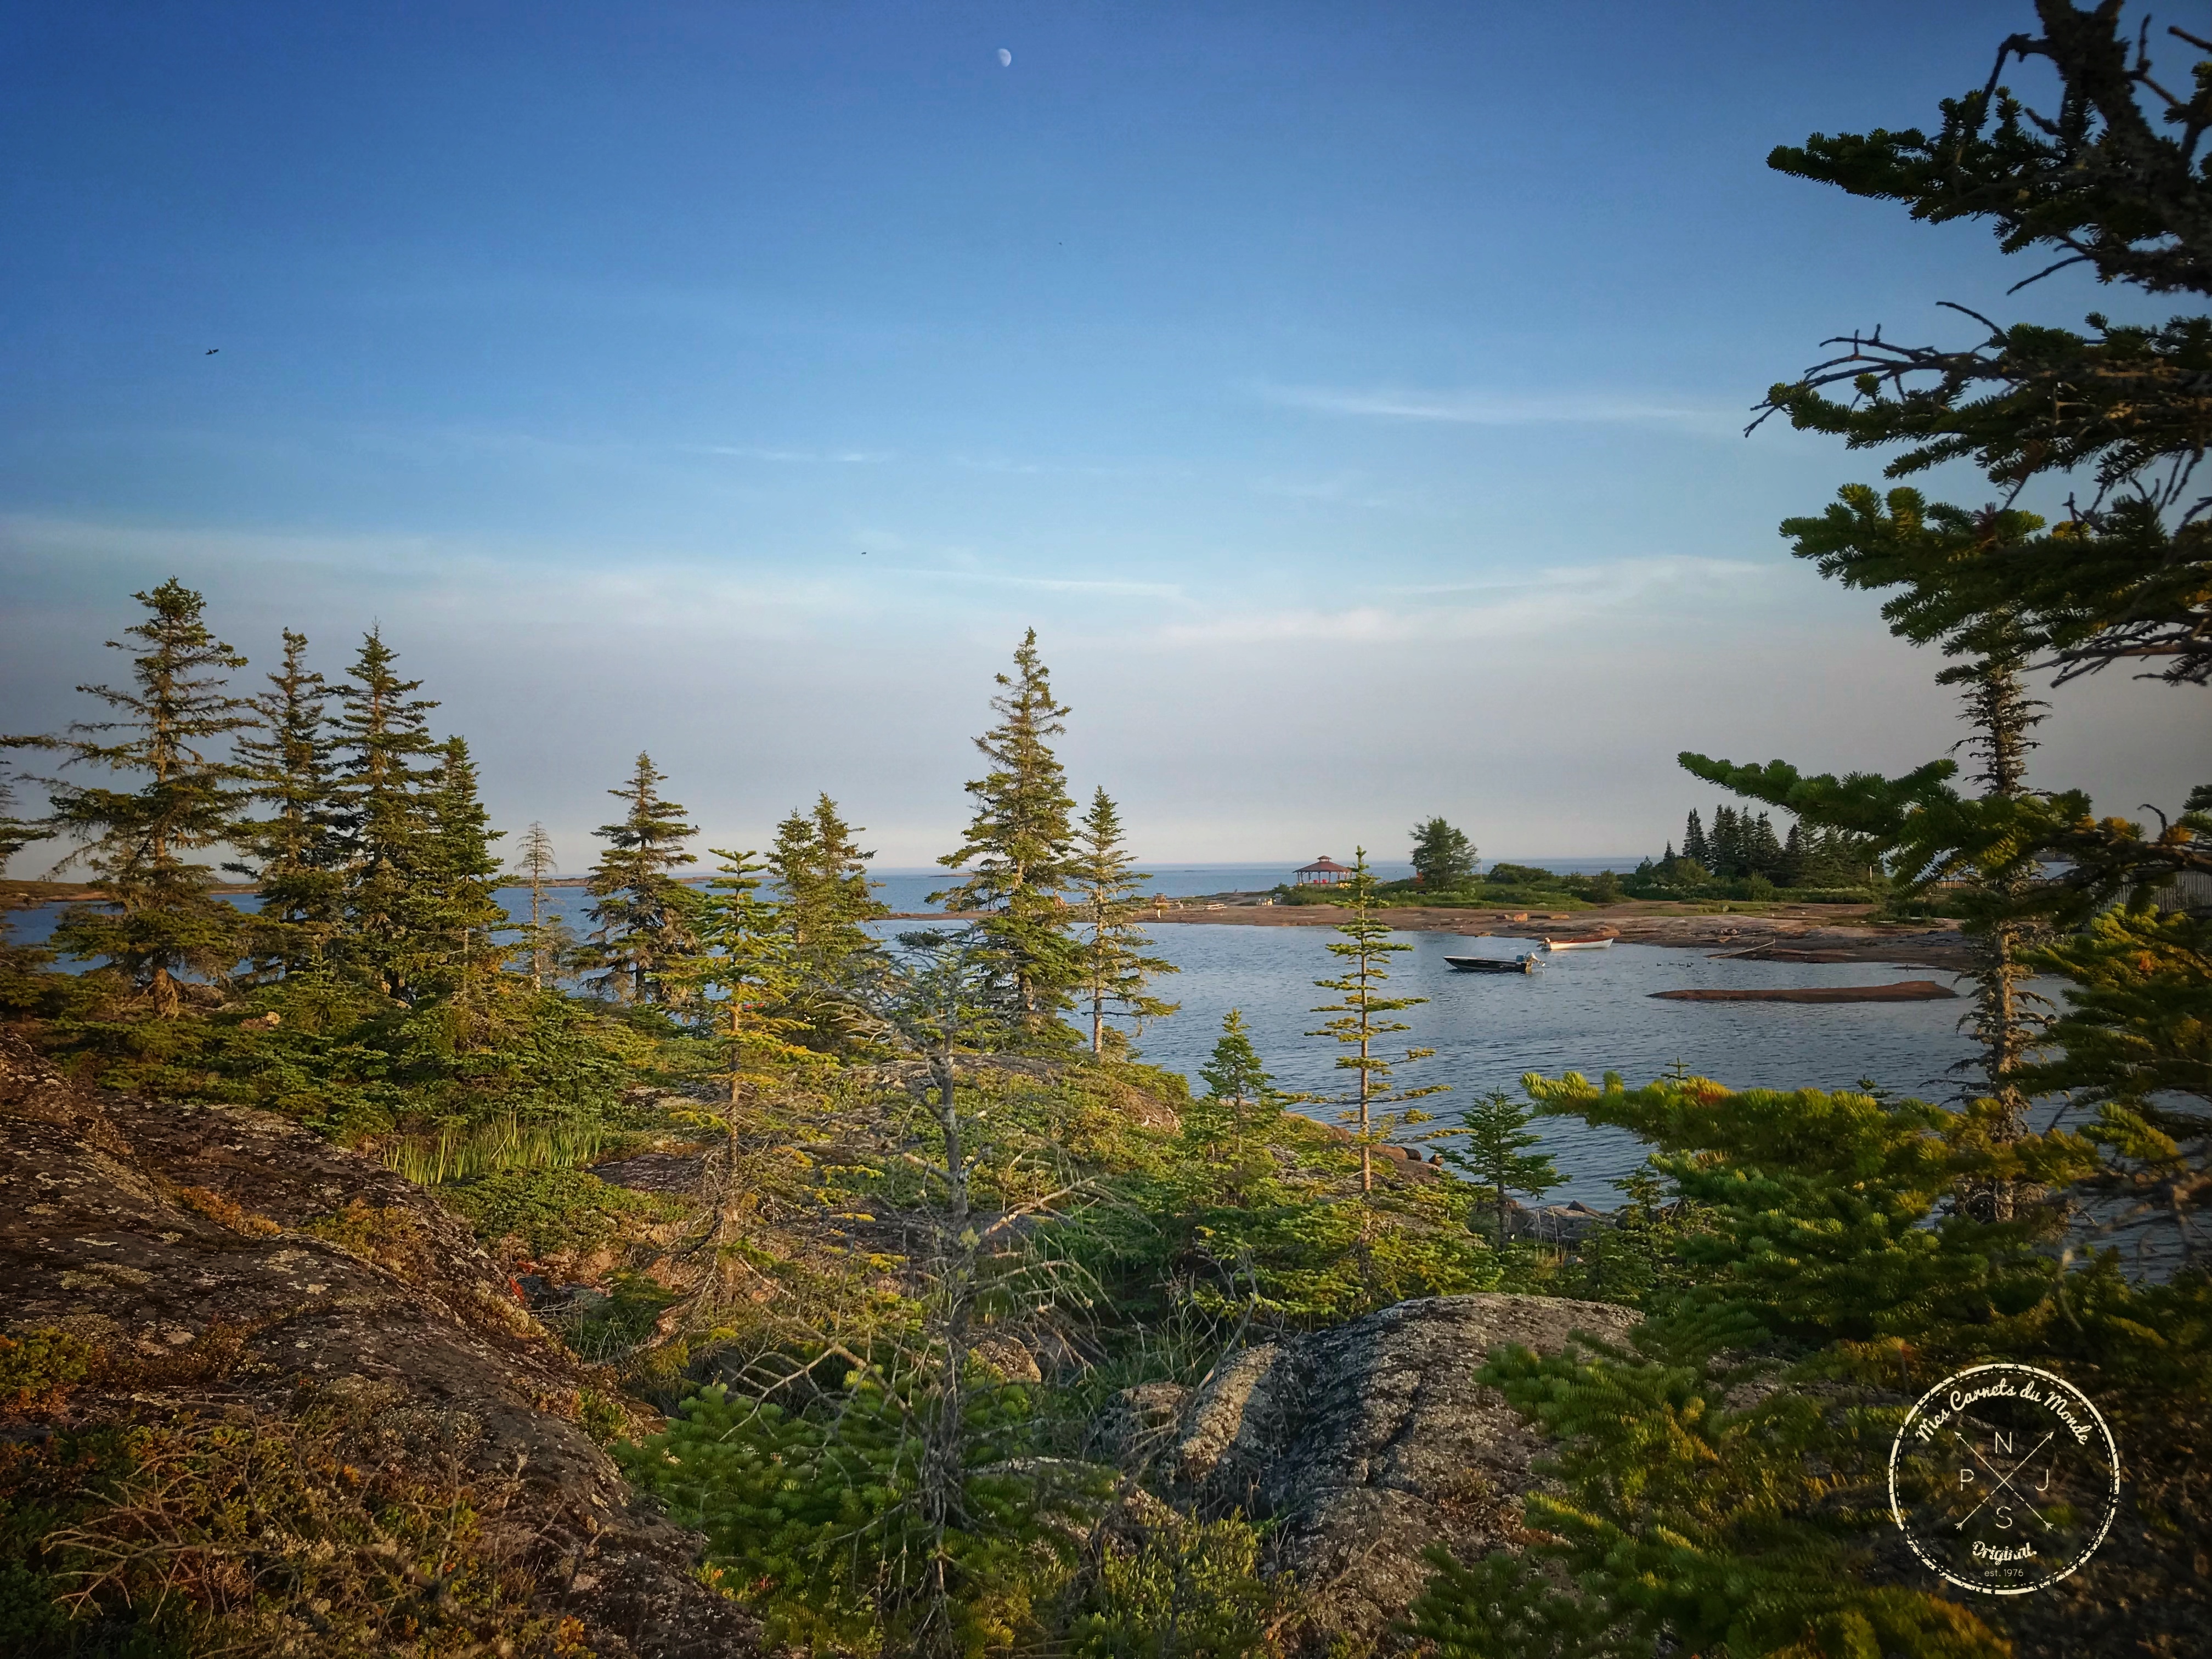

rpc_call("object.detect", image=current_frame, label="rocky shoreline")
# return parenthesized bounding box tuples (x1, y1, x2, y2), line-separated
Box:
(885, 894, 1973, 969)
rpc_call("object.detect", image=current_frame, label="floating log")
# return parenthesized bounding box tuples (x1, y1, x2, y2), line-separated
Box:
(1651, 980, 1959, 1003)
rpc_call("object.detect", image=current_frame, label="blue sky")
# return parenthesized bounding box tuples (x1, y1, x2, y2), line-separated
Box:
(3, 1, 2204, 870)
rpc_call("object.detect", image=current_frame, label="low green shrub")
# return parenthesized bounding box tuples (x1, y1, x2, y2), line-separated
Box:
(437, 1166, 675, 1260)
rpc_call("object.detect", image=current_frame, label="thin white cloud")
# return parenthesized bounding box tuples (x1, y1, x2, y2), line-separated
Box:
(880, 566, 1186, 600)
(692, 445, 894, 464)
(1150, 555, 1775, 647)
(1256, 381, 1719, 427)
(1376, 556, 1767, 597)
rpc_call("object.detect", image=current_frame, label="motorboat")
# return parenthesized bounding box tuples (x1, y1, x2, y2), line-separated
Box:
(1540, 936, 1615, 951)
(1445, 953, 1539, 974)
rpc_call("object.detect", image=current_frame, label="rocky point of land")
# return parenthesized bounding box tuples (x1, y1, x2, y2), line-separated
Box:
(1094, 1293, 1642, 1651)
(0, 1029, 755, 1658)
(1124, 895, 1972, 967)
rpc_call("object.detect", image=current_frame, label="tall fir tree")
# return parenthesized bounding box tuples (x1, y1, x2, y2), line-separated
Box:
(416, 736, 507, 1011)
(510, 820, 568, 989)
(767, 794, 889, 1049)
(1944, 623, 2053, 1170)
(933, 629, 1080, 1048)
(1681, 808, 1709, 869)
(1715, 804, 1745, 877)
(1747, 811, 1785, 879)
(1069, 787, 1179, 1058)
(771, 794, 888, 978)
(12, 580, 255, 1017)
(682, 847, 809, 1105)
(1759, 7, 2212, 687)
(228, 628, 344, 975)
(330, 629, 444, 1002)
(583, 752, 700, 1006)
(1308, 848, 1448, 1193)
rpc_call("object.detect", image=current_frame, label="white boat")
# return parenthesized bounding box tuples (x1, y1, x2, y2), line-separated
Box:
(1540, 936, 1616, 951)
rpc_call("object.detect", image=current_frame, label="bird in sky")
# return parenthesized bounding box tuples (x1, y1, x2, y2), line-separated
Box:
(205, 348, 218, 355)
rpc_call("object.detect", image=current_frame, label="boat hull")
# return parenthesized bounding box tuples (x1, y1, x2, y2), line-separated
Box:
(1445, 955, 1537, 974)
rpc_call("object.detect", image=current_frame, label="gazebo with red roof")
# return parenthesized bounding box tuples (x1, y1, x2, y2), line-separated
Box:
(1294, 856, 1352, 887)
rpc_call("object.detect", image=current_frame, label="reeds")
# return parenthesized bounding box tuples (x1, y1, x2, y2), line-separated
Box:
(380, 1114, 613, 1186)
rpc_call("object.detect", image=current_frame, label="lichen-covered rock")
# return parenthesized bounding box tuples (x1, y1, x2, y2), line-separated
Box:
(1088, 1379, 1190, 1466)
(0, 1029, 757, 1658)
(1164, 1293, 1641, 1650)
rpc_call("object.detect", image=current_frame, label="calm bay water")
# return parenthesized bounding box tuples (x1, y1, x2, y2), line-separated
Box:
(5, 857, 1985, 1209)
(877, 922, 1999, 1207)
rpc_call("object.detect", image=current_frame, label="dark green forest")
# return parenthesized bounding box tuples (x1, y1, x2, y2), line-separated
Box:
(3, 4, 2209, 1657)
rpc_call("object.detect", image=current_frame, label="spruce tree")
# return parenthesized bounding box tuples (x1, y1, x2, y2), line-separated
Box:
(1759, 5, 2212, 687)
(417, 736, 507, 1009)
(510, 820, 568, 989)
(1188, 1008, 1278, 1204)
(771, 794, 888, 980)
(1684, 4, 2212, 1240)
(767, 794, 888, 1049)
(1682, 809, 1709, 869)
(1070, 786, 1179, 1058)
(330, 629, 444, 1002)
(0, 777, 51, 873)
(1308, 848, 1448, 1193)
(1408, 816, 1477, 888)
(1747, 811, 1785, 879)
(1443, 1089, 1562, 1250)
(229, 628, 344, 975)
(1944, 624, 2054, 1173)
(583, 752, 700, 1006)
(933, 630, 1080, 1048)
(685, 847, 809, 1104)
(1718, 805, 1748, 878)
(13, 579, 254, 1017)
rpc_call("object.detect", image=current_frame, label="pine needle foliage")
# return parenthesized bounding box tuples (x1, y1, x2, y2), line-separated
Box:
(582, 752, 701, 1008)
(228, 628, 345, 977)
(1147, 1010, 1494, 1328)
(1757, 2, 2212, 686)
(1406, 1065, 2212, 1659)
(1071, 788, 1179, 1060)
(935, 630, 1081, 1051)
(510, 820, 569, 989)
(330, 629, 448, 1003)
(11, 579, 255, 1017)
(1306, 848, 1447, 1194)
(1443, 1090, 1561, 1250)
(769, 793, 890, 1051)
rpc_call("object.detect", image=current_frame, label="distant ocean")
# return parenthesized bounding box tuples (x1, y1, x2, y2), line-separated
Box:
(1, 855, 1659, 951)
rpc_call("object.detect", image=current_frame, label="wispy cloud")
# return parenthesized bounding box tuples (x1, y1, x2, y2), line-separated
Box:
(1149, 555, 1774, 647)
(692, 444, 894, 464)
(1249, 470, 1432, 513)
(880, 566, 1186, 600)
(1255, 381, 1718, 427)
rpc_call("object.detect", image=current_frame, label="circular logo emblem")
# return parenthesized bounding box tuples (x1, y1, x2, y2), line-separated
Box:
(1889, 1362, 2122, 1595)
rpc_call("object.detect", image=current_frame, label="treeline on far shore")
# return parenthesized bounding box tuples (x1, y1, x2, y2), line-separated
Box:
(1266, 805, 1891, 911)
